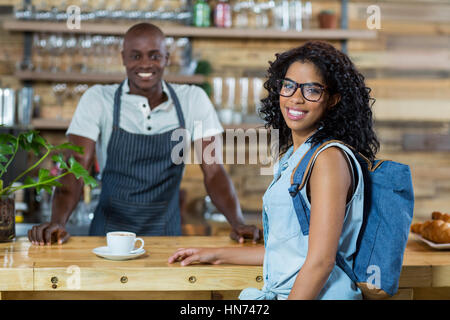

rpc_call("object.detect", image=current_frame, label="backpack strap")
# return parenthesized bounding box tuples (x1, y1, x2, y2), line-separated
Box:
(289, 139, 360, 283)
(289, 139, 345, 197)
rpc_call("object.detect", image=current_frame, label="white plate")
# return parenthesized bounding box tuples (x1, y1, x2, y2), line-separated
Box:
(92, 246, 146, 261)
(413, 234, 450, 250)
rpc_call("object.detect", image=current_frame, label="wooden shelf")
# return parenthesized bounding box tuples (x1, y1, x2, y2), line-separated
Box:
(30, 118, 265, 131)
(31, 118, 71, 130)
(3, 20, 377, 40)
(222, 123, 267, 130)
(15, 70, 205, 84)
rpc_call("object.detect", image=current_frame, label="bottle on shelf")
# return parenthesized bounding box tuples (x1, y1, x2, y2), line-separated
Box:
(214, 0, 232, 28)
(193, 0, 211, 27)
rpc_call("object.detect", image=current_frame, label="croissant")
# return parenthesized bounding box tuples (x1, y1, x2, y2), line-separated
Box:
(420, 220, 450, 244)
(411, 222, 426, 234)
(431, 211, 450, 223)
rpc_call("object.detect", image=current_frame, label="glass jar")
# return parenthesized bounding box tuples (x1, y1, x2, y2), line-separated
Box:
(0, 193, 15, 242)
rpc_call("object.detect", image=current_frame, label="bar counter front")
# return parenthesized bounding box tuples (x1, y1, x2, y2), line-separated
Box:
(0, 236, 449, 300)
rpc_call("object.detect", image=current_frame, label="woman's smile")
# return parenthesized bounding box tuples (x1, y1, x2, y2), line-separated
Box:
(286, 107, 308, 121)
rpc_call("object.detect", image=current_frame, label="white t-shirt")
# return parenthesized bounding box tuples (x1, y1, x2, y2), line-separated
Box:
(67, 79, 224, 173)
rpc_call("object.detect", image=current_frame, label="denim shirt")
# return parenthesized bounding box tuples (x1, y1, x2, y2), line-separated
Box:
(239, 140, 364, 300)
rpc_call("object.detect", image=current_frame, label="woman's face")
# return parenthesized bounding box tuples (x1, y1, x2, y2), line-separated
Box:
(279, 61, 336, 140)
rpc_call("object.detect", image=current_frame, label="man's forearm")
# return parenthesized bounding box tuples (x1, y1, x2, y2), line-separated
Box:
(50, 174, 84, 225)
(203, 165, 245, 228)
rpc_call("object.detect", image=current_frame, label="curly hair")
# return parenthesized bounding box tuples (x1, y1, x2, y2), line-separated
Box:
(259, 41, 379, 162)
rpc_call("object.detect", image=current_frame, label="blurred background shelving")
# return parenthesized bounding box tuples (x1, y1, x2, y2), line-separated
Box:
(0, 0, 449, 235)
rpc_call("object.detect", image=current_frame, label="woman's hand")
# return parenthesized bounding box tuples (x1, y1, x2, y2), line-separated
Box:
(168, 248, 223, 266)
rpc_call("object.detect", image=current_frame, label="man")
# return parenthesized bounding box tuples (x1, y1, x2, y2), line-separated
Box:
(28, 23, 261, 245)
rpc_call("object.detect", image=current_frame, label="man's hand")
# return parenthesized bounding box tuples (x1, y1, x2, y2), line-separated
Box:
(198, 137, 263, 245)
(28, 222, 71, 245)
(230, 224, 262, 244)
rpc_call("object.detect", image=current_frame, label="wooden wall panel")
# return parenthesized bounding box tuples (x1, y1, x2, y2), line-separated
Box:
(0, 0, 449, 226)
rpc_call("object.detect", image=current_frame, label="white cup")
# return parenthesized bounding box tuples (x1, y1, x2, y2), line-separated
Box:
(106, 231, 144, 255)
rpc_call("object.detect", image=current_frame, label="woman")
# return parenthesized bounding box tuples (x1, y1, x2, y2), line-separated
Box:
(168, 41, 380, 300)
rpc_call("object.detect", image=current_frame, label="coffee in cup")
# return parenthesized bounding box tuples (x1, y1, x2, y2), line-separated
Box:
(106, 231, 144, 255)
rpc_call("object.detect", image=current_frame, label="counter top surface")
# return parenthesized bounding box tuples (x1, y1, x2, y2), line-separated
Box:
(0, 235, 449, 291)
(0, 236, 257, 268)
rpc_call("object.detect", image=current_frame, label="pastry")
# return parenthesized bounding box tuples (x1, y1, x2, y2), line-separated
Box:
(420, 219, 450, 244)
(411, 222, 424, 234)
(431, 211, 450, 223)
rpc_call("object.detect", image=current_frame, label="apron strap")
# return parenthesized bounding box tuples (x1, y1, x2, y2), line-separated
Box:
(113, 81, 185, 130)
(165, 82, 186, 129)
(112, 82, 124, 130)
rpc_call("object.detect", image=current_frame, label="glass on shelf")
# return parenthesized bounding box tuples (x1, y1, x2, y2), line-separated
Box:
(290, 0, 303, 31)
(26, 31, 196, 76)
(219, 77, 235, 125)
(78, 0, 96, 21)
(258, 0, 274, 28)
(91, 35, 105, 73)
(48, 33, 64, 73)
(93, 0, 109, 20)
(167, 37, 191, 75)
(246, 0, 258, 29)
(176, 0, 192, 24)
(274, 0, 290, 31)
(52, 82, 68, 120)
(237, 77, 249, 124)
(32, 33, 47, 72)
(157, 0, 176, 23)
(103, 36, 119, 74)
(54, 0, 69, 22)
(252, 77, 264, 115)
(79, 34, 93, 73)
(124, 0, 142, 20)
(302, 1, 312, 29)
(13, 0, 32, 20)
(69, 83, 89, 107)
(13, 0, 189, 24)
(143, 0, 158, 20)
(212, 77, 223, 110)
(233, 0, 249, 28)
(34, 0, 52, 21)
(72, 83, 89, 100)
(63, 34, 78, 73)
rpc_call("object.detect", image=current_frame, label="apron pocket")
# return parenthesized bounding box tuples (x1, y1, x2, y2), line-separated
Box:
(105, 197, 168, 236)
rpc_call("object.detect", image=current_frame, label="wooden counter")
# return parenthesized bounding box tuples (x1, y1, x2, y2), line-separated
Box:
(0, 235, 449, 300)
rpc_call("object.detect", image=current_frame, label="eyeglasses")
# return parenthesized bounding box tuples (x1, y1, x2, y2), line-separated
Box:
(276, 78, 326, 102)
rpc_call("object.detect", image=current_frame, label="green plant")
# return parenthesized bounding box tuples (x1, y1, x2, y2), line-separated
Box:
(0, 130, 97, 196)
(195, 60, 213, 76)
(319, 9, 335, 15)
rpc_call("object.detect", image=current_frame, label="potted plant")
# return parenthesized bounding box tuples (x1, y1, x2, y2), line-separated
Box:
(0, 129, 97, 242)
(318, 9, 338, 29)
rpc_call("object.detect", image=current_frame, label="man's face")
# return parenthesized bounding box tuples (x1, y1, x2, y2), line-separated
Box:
(121, 33, 169, 92)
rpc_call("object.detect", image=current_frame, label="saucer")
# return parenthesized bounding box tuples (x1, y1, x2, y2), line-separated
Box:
(413, 234, 450, 250)
(92, 246, 146, 261)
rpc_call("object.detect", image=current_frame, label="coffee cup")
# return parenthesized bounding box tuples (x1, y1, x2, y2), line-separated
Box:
(106, 231, 144, 255)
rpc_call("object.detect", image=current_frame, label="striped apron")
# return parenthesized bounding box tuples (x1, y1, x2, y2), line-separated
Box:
(89, 82, 186, 236)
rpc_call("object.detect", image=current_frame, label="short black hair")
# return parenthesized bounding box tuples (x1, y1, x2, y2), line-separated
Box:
(124, 23, 165, 41)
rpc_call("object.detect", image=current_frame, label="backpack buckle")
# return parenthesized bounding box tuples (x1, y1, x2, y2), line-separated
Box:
(288, 184, 300, 197)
